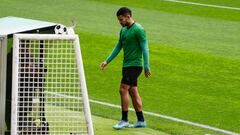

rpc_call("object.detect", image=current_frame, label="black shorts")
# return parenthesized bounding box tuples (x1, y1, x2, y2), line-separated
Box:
(121, 66, 143, 87)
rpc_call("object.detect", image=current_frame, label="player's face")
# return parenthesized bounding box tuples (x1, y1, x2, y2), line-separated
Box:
(117, 15, 130, 27)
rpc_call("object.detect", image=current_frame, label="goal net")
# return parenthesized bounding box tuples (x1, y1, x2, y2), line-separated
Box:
(11, 34, 94, 135)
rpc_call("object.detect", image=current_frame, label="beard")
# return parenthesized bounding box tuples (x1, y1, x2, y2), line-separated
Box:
(121, 22, 130, 27)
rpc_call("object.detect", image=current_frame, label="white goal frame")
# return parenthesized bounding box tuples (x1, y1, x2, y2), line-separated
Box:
(11, 34, 94, 135)
(0, 35, 7, 135)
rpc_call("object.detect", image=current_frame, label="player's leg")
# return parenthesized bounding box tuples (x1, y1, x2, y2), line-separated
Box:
(129, 86, 142, 112)
(128, 66, 143, 113)
(113, 83, 131, 129)
(120, 83, 131, 119)
(127, 66, 146, 128)
(129, 86, 146, 128)
(113, 66, 145, 129)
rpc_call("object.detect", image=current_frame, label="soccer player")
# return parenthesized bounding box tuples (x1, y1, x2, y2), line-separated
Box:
(100, 7, 151, 129)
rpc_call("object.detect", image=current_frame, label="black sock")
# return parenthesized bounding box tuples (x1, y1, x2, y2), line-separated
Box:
(136, 111, 144, 121)
(121, 111, 128, 121)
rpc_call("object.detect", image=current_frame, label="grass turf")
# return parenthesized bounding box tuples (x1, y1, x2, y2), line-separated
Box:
(45, 104, 169, 135)
(1, 0, 240, 134)
(93, 111, 169, 135)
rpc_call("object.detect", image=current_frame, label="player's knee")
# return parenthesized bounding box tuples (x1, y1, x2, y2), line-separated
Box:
(119, 88, 126, 96)
(130, 88, 138, 96)
(119, 85, 128, 95)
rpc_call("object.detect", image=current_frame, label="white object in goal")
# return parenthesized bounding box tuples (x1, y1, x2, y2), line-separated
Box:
(0, 35, 7, 135)
(11, 34, 94, 135)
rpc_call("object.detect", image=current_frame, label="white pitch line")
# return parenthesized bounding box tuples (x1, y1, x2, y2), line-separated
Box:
(45, 91, 239, 135)
(162, 0, 240, 11)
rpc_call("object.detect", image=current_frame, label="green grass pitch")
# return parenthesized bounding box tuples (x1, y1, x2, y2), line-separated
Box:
(1, 0, 240, 134)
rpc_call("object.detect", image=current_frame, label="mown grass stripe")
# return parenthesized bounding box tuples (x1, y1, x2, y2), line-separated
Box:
(163, 0, 240, 10)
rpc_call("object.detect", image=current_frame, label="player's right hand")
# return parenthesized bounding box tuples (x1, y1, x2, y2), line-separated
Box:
(99, 61, 107, 70)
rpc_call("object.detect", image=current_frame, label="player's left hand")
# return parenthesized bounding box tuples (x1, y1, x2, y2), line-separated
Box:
(144, 70, 151, 78)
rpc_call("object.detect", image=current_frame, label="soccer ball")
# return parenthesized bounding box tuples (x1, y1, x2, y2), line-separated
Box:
(54, 24, 68, 34)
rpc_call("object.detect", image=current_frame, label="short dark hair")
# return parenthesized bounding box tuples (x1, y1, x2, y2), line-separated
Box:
(116, 7, 132, 17)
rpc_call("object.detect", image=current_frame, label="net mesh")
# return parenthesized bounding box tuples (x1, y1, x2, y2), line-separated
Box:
(16, 38, 88, 135)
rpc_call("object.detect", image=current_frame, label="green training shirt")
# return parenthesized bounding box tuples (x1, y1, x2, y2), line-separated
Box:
(106, 22, 150, 71)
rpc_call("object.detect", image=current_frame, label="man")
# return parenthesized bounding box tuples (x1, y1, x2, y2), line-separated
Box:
(100, 7, 151, 129)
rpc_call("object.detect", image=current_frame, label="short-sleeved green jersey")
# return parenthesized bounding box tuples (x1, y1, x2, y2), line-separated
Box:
(106, 22, 150, 71)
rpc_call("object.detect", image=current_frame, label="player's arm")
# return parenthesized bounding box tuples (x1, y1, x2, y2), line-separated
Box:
(100, 30, 123, 70)
(105, 41, 122, 64)
(140, 40, 151, 77)
(136, 27, 151, 77)
(100, 41, 122, 70)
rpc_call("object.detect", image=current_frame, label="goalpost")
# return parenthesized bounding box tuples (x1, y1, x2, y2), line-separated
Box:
(0, 35, 7, 135)
(11, 34, 94, 135)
